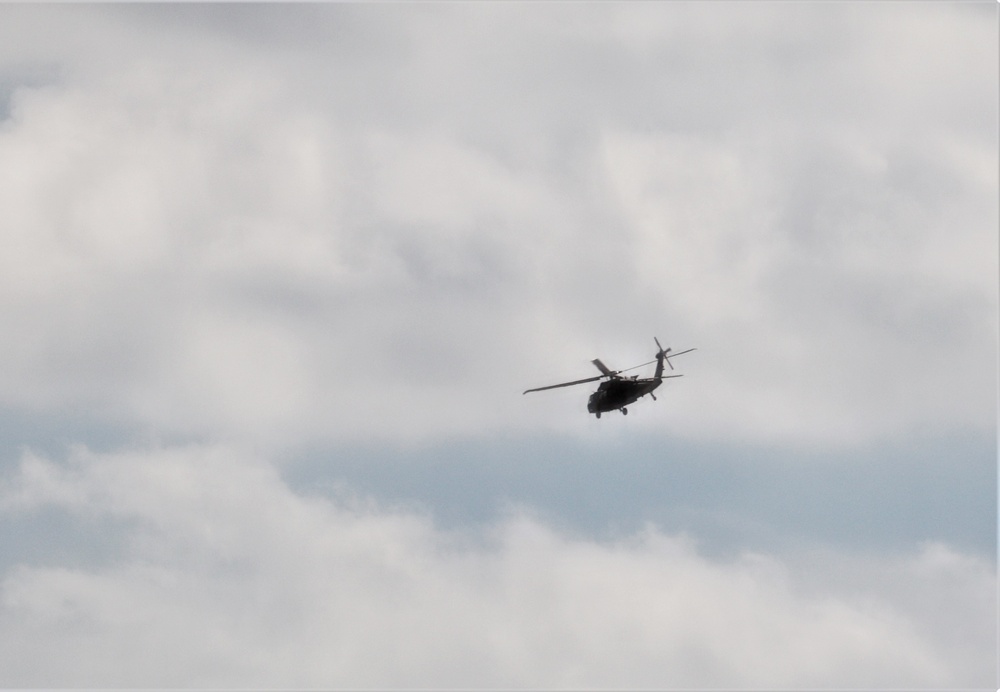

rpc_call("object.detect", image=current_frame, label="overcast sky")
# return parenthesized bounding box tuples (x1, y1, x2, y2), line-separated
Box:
(0, 3, 996, 688)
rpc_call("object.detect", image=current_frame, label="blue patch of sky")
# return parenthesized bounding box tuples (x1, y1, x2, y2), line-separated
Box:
(0, 64, 59, 121)
(0, 407, 139, 463)
(2, 407, 992, 570)
(0, 408, 155, 573)
(284, 430, 997, 561)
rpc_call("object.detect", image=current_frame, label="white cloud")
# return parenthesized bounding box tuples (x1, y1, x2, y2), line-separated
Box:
(0, 7, 991, 687)
(0, 443, 994, 688)
(0, 3, 993, 450)
(603, 125, 997, 446)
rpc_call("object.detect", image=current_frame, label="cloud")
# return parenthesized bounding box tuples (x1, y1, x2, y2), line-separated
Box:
(604, 125, 996, 446)
(286, 431, 997, 561)
(0, 5, 992, 451)
(0, 443, 994, 688)
(0, 7, 992, 688)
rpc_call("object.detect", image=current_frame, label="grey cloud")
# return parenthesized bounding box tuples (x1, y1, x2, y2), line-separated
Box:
(0, 443, 993, 688)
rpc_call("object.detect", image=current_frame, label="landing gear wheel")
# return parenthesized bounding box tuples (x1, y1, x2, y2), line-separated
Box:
(595, 412, 601, 419)
(622, 407, 628, 415)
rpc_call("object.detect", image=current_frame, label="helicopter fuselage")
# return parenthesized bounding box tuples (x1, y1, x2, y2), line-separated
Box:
(522, 338, 694, 418)
(587, 376, 661, 417)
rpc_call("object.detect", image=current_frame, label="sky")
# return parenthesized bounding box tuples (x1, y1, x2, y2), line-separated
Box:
(0, 2, 996, 688)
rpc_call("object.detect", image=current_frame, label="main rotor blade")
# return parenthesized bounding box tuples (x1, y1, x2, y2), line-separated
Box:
(523, 374, 604, 394)
(620, 359, 656, 373)
(591, 359, 616, 376)
(665, 347, 697, 359)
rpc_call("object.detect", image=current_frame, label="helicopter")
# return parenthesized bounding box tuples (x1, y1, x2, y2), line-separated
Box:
(523, 338, 695, 418)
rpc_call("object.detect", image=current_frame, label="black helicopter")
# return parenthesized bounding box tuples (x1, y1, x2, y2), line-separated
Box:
(523, 338, 695, 418)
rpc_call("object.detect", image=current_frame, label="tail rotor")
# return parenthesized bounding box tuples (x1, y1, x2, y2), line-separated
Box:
(654, 336, 695, 375)
(654, 337, 673, 370)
